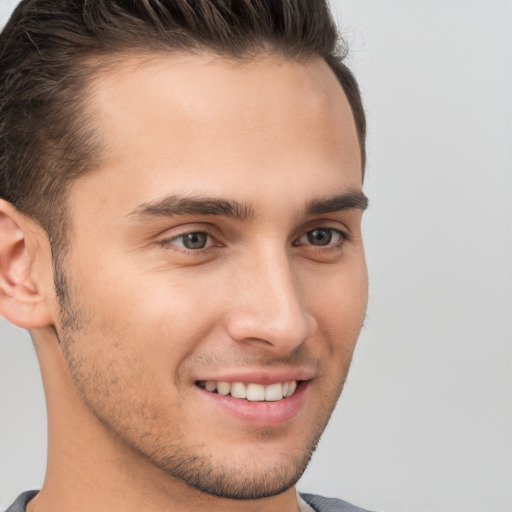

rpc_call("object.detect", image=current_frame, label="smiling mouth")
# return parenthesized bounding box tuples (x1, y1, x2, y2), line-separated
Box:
(196, 380, 299, 401)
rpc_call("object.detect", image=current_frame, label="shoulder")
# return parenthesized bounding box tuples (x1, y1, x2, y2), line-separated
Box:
(4, 491, 38, 512)
(300, 493, 377, 512)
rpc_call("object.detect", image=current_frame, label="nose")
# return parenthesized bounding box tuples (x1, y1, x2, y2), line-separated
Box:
(224, 250, 317, 354)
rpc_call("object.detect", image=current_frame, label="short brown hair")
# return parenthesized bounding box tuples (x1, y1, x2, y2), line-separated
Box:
(0, 0, 366, 249)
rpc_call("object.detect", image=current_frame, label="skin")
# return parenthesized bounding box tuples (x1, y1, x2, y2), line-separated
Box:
(0, 53, 367, 512)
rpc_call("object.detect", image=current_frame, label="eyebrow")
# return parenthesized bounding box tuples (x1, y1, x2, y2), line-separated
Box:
(128, 195, 255, 221)
(127, 190, 368, 222)
(305, 190, 368, 215)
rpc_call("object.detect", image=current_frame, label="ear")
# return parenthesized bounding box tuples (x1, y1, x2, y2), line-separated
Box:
(0, 199, 55, 329)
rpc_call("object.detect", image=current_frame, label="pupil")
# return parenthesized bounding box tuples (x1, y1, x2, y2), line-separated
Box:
(183, 232, 207, 249)
(307, 228, 332, 246)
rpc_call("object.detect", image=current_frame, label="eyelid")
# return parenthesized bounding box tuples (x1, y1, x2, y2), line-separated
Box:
(293, 220, 349, 242)
(158, 225, 221, 252)
(170, 232, 214, 249)
(295, 227, 347, 246)
(156, 221, 350, 253)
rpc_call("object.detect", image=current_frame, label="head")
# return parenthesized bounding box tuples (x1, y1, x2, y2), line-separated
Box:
(0, 0, 365, 252)
(0, 0, 368, 505)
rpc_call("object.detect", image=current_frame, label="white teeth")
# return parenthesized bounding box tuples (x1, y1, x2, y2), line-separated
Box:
(205, 381, 217, 392)
(265, 382, 284, 402)
(264, 383, 283, 401)
(217, 381, 231, 396)
(246, 383, 265, 401)
(285, 380, 297, 397)
(199, 380, 299, 401)
(230, 382, 247, 399)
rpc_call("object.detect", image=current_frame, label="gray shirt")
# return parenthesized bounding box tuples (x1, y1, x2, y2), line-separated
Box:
(5, 490, 375, 512)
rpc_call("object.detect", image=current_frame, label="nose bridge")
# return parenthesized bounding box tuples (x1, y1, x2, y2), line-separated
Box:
(227, 244, 316, 350)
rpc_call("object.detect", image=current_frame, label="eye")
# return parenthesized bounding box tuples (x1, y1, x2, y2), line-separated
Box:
(168, 231, 212, 250)
(297, 227, 345, 247)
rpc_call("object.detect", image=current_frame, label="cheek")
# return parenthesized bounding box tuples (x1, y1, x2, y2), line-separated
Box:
(74, 263, 226, 369)
(68, 243, 367, 370)
(303, 259, 368, 350)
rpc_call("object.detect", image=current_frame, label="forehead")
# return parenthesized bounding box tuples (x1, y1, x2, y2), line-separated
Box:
(74, 52, 361, 212)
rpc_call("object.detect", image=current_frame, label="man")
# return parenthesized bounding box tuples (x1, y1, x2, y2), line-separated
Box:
(0, 1, 372, 511)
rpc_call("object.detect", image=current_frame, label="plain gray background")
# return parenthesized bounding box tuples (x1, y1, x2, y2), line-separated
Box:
(1, 1, 511, 511)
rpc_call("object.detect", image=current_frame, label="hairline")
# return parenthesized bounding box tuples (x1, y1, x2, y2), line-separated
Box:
(67, 45, 365, 195)
(57, 45, 364, 226)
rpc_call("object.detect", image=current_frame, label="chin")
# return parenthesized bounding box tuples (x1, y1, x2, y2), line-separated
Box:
(164, 453, 311, 500)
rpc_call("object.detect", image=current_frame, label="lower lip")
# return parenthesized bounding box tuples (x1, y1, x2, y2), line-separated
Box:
(195, 381, 309, 427)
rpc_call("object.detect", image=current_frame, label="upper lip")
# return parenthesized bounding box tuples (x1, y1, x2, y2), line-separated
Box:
(193, 368, 314, 385)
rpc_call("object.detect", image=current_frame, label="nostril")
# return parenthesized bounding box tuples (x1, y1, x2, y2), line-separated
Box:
(225, 310, 315, 352)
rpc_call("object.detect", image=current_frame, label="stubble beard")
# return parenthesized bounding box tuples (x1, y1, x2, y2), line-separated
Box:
(53, 257, 352, 501)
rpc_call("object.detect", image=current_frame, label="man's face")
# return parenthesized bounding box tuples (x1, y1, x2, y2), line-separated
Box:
(55, 53, 367, 499)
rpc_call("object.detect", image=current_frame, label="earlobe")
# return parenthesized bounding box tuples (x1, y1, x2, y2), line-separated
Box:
(0, 199, 54, 329)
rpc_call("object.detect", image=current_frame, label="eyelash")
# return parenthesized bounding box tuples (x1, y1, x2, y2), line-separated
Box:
(159, 226, 348, 254)
(159, 227, 219, 254)
(294, 227, 348, 250)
